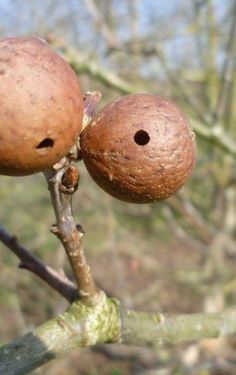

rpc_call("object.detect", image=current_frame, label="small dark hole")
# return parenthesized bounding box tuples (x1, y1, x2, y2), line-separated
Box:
(36, 138, 54, 154)
(36, 138, 54, 149)
(134, 130, 150, 145)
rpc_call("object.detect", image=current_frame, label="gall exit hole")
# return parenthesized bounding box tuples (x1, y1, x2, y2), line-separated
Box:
(36, 138, 54, 154)
(134, 130, 150, 145)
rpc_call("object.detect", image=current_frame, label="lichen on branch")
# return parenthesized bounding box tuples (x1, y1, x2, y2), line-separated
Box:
(0, 292, 120, 375)
(1, 298, 236, 375)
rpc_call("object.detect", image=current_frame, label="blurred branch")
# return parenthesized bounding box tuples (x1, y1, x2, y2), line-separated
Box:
(0, 224, 78, 302)
(204, 0, 218, 112)
(111, 38, 211, 123)
(2, 298, 236, 374)
(168, 196, 213, 244)
(213, 0, 236, 124)
(193, 0, 205, 69)
(60, 45, 137, 94)
(58, 44, 236, 157)
(163, 206, 205, 251)
(93, 344, 160, 369)
(128, 0, 140, 38)
(143, 46, 209, 124)
(190, 119, 236, 156)
(84, 0, 120, 49)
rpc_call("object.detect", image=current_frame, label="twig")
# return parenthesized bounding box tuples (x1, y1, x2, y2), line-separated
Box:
(44, 166, 99, 299)
(83, 90, 102, 129)
(43, 91, 101, 300)
(0, 224, 78, 302)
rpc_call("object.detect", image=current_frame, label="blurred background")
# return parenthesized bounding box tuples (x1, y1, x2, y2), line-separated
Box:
(0, 1, 236, 374)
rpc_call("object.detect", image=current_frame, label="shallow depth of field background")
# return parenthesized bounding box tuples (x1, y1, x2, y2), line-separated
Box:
(0, 1, 236, 374)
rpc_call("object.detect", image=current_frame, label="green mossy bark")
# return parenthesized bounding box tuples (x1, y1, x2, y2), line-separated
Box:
(0, 292, 120, 375)
(2, 295, 236, 375)
(121, 308, 236, 347)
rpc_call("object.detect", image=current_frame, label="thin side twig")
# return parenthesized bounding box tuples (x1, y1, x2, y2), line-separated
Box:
(43, 91, 102, 300)
(44, 166, 99, 299)
(0, 224, 78, 302)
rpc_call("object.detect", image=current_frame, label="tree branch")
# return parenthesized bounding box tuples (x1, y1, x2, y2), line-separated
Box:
(1, 296, 236, 375)
(0, 292, 120, 375)
(0, 224, 78, 302)
(121, 308, 236, 345)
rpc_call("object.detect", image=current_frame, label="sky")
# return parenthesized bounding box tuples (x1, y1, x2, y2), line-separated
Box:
(0, 0, 230, 74)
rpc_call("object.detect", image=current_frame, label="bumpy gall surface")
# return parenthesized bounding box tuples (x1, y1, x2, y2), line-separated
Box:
(80, 94, 196, 203)
(0, 36, 84, 176)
